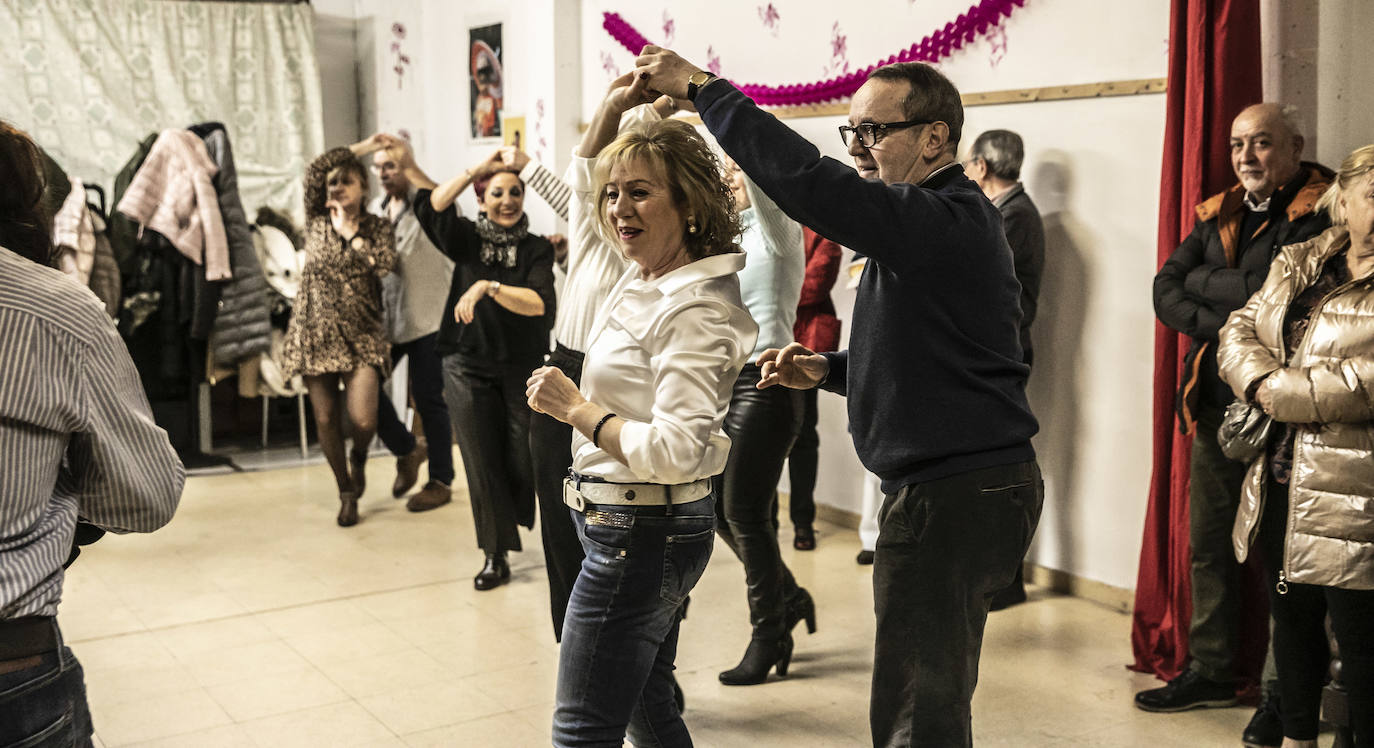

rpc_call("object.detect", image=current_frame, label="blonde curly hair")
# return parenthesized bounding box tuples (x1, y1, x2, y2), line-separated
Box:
(593, 118, 742, 261)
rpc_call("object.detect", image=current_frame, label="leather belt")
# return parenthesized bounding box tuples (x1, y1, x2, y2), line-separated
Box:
(0, 617, 58, 663)
(563, 476, 711, 513)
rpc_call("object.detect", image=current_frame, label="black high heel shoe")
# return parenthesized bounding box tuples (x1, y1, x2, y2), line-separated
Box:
(785, 588, 818, 635)
(718, 633, 794, 686)
(474, 552, 510, 590)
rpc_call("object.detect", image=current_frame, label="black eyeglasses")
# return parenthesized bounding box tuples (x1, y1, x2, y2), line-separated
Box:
(838, 119, 933, 149)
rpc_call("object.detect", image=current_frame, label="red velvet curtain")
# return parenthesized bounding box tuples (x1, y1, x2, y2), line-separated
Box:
(1130, 0, 1264, 684)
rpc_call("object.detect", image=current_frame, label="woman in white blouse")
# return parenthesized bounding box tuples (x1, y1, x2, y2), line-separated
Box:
(526, 76, 757, 747)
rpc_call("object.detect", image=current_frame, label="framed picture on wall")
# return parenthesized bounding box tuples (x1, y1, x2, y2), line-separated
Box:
(502, 115, 525, 150)
(469, 23, 503, 140)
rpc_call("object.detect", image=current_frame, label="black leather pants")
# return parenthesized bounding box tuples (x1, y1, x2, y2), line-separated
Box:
(529, 344, 587, 642)
(713, 364, 804, 641)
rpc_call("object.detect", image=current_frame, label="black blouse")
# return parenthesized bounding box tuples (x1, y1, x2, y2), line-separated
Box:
(412, 189, 555, 367)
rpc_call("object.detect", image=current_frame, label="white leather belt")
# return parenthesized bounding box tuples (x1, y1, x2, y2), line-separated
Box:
(562, 476, 711, 512)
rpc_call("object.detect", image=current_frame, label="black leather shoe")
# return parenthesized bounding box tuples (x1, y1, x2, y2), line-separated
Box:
(719, 634, 794, 686)
(1241, 689, 1281, 748)
(856, 549, 875, 565)
(785, 588, 818, 635)
(793, 525, 816, 551)
(1134, 669, 1236, 712)
(473, 552, 510, 591)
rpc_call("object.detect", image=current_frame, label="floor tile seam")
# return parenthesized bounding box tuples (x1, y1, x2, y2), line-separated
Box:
(95, 691, 236, 748)
(306, 648, 454, 702)
(67, 575, 474, 646)
(392, 706, 537, 741)
(199, 672, 355, 725)
(229, 696, 402, 742)
(351, 687, 518, 737)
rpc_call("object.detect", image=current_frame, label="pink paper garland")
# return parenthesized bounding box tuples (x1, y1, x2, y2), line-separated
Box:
(603, 0, 1025, 107)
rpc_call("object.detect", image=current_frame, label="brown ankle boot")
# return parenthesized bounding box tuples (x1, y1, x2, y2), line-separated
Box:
(392, 442, 428, 498)
(406, 481, 451, 512)
(337, 488, 360, 527)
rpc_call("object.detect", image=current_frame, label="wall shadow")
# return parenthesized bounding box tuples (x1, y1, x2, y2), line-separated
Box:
(1025, 150, 1092, 576)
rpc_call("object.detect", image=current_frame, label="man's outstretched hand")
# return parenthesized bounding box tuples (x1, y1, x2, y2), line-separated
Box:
(756, 343, 829, 390)
(634, 46, 705, 101)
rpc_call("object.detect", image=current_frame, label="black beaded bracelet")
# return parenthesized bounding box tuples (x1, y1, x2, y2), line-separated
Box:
(592, 413, 617, 448)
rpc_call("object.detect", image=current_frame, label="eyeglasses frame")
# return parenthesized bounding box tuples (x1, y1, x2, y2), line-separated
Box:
(838, 119, 935, 149)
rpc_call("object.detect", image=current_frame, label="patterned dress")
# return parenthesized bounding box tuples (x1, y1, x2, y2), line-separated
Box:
(282, 148, 397, 377)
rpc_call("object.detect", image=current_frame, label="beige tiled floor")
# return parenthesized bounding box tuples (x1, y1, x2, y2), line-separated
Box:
(59, 453, 1290, 746)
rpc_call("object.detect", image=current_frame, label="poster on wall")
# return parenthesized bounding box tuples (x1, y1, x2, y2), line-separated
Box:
(502, 116, 525, 150)
(469, 23, 503, 140)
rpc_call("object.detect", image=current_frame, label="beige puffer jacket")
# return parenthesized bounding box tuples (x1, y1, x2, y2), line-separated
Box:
(1218, 225, 1374, 590)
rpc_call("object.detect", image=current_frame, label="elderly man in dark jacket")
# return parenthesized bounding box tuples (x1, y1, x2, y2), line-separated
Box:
(1144, 102, 1332, 745)
(966, 128, 1045, 611)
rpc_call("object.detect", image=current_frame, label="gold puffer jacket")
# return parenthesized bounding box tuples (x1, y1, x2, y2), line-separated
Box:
(1218, 225, 1374, 590)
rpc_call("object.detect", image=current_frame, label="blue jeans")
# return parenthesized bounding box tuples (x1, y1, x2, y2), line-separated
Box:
(0, 644, 94, 748)
(553, 496, 715, 748)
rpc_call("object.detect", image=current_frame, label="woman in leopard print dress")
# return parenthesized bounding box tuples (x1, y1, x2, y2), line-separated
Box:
(283, 139, 396, 526)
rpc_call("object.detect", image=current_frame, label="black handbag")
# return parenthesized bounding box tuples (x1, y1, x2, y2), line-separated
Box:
(1216, 399, 1273, 462)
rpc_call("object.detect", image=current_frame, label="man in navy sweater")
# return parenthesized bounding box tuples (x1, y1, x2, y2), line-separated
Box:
(638, 49, 1042, 746)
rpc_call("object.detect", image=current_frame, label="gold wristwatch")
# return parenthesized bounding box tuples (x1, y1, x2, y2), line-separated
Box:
(686, 70, 717, 103)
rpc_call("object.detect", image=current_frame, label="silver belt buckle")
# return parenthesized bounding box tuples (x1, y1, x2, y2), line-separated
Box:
(563, 479, 586, 512)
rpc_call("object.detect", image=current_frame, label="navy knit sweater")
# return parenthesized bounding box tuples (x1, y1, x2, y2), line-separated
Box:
(697, 82, 1038, 493)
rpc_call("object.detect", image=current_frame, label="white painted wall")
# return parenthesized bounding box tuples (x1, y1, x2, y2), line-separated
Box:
(321, 0, 1176, 590)
(578, 0, 1169, 591)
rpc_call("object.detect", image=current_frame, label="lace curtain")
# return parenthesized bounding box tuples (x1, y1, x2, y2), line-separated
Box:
(0, 0, 324, 223)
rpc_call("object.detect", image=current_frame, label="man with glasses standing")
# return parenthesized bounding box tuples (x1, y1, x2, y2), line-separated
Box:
(636, 52, 1042, 746)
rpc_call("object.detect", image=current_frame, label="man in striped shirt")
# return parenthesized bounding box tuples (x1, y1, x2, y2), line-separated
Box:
(0, 121, 185, 746)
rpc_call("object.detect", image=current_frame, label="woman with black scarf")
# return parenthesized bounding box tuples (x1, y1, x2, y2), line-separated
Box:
(393, 142, 556, 589)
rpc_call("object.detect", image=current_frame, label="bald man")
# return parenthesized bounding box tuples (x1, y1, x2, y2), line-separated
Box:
(1146, 103, 1333, 740)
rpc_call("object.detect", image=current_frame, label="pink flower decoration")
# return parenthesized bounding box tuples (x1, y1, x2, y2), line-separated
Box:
(662, 10, 675, 44)
(706, 46, 722, 76)
(600, 1, 1024, 107)
(759, 3, 780, 35)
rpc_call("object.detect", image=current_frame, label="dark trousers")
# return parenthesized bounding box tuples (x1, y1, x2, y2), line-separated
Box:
(0, 621, 93, 748)
(871, 460, 1043, 747)
(376, 332, 455, 486)
(530, 344, 588, 641)
(1260, 477, 1374, 743)
(1186, 400, 1251, 682)
(713, 364, 804, 641)
(441, 356, 536, 553)
(785, 387, 820, 529)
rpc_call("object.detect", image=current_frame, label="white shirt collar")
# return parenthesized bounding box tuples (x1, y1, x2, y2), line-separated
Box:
(630, 252, 748, 297)
(1243, 191, 1271, 213)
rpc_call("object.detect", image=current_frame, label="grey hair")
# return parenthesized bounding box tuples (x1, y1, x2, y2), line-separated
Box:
(970, 129, 1024, 181)
(1276, 104, 1305, 143)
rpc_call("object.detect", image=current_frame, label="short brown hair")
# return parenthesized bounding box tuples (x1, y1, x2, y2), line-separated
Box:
(0, 121, 53, 265)
(867, 62, 965, 152)
(593, 118, 742, 261)
(1316, 144, 1374, 225)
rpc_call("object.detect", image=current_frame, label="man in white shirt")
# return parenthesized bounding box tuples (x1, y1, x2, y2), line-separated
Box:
(369, 144, 456, 511)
